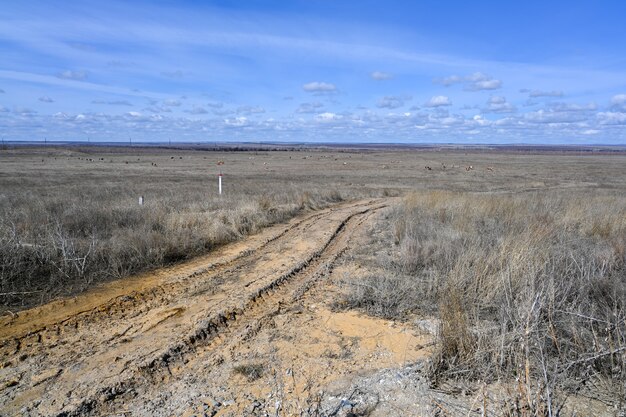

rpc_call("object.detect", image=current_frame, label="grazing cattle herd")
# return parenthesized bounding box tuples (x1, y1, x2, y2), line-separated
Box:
(40, 152, 497, 175)
(421, 163, 493, 172)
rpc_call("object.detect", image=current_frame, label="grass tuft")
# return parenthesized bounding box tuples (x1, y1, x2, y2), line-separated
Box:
(233, 363, 264, 382)
(338, 190, 626, 410)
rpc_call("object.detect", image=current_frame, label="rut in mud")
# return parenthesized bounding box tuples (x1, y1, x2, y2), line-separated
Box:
(0, 198, 431, 416)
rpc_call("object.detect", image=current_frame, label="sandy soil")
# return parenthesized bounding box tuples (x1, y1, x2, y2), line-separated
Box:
(0, 198, 437, 416)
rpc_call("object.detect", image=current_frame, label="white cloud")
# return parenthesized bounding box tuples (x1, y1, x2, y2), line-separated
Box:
(296, 102, 324, 113)
(302, 81, 336, 93)
(315, 112, 342, 121)
(144, 105, 172, 113)
(39, 96, 54, 103)
(13, 107, 37, 115)
(224, 116, 248, 127)
(484, 96, 516, 113)
(377, 95, 411, 109)
(120, 112, 164, 123)
(523, 99, 540, 107)
(465, 72, 502, 91)
(439, 115, 464, 126)
(185, 105, 208, 114)
(236, 105, 265, 115)
(581, 129, 600, 135)
(163, 99, 182, 107)
(473, 80, 502, 91)
(434, 75, 463, 86)
(548, 102, 596, 112)
(472, 114, 491, 126)
(434, 72, 502, 91)
(212, 108, 235, 116)
(1, 70, 170, 99)
(597, 112, 626, 125)
(524, 109, 586, 124)
(370, 71, 393, 80)
(57, 70, 89, 81)
(0, 105, 9, 112)
(425, 95, 452, 107)
(610, 94, 626, 111)
(53, 112, 69, 119)
(528, 90, 564, 98)
(611, 94, 626, 105)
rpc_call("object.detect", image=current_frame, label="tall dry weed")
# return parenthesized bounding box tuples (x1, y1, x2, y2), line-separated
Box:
(378, 190, 625, 409)
(0, 186, 352, 310)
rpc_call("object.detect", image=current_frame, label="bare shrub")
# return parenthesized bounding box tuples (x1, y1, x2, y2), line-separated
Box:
(434, 284, 476, 379)
(233, 363, 264, 382)
(335, 272, 422, 320)
(363, 190, 625, 410)
(0, 163, 355, 311)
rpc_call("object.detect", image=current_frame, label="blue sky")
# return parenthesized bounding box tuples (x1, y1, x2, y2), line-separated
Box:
(1, 0, 625, 144)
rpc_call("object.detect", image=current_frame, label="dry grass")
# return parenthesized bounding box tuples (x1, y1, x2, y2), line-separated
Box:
(0, 147, 373, 311)
(343, 190, 626, 412)
(233, 363, 265, 382)
(0, 187, 345, 308)
(2, 145, 626, 413)
(2, 145, 626, 323)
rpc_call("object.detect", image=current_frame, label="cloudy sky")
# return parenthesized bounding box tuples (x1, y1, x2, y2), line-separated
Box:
(1, 0, 625, 144)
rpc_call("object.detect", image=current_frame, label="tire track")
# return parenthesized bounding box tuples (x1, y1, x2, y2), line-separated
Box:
(63, 203, 386, 417)
(0, 199, 388, 417)
(0, 200, 375, 359)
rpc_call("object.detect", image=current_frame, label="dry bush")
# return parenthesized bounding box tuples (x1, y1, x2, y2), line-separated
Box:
(233, 363, 265, 382)
(436, 284, 476, 375)
(0, 180, 355, 311)
(335, 271, 423, 320)
(365, 190, 625, 411)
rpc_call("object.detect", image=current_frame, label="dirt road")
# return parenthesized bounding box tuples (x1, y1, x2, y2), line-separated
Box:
(0, 199, 432, 416)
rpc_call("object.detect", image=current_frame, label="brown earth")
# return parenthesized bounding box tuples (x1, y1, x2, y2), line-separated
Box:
(0, 198, 436, 416)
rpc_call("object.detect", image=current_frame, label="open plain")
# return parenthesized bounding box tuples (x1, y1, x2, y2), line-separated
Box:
(1, 146, 625, 416)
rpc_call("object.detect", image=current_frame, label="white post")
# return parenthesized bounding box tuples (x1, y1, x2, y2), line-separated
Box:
(139, 195, 144, 205)
(218, 172, 223, 195)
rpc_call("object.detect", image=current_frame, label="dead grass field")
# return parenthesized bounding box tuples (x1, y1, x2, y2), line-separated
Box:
(1, 145, 625, 416)
(336, 190, 625, 414)
(4, 145, 623, 312)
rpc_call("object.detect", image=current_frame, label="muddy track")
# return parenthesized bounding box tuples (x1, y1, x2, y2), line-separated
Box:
(0, 198, 389, 416)
(0, 199, 372, 351)
(82, 204, 383, 417)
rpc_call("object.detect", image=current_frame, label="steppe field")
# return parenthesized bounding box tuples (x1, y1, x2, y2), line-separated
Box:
(1, 145, 625, 416)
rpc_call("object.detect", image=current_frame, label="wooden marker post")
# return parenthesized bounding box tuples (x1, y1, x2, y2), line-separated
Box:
(217, 160, 225, 195)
